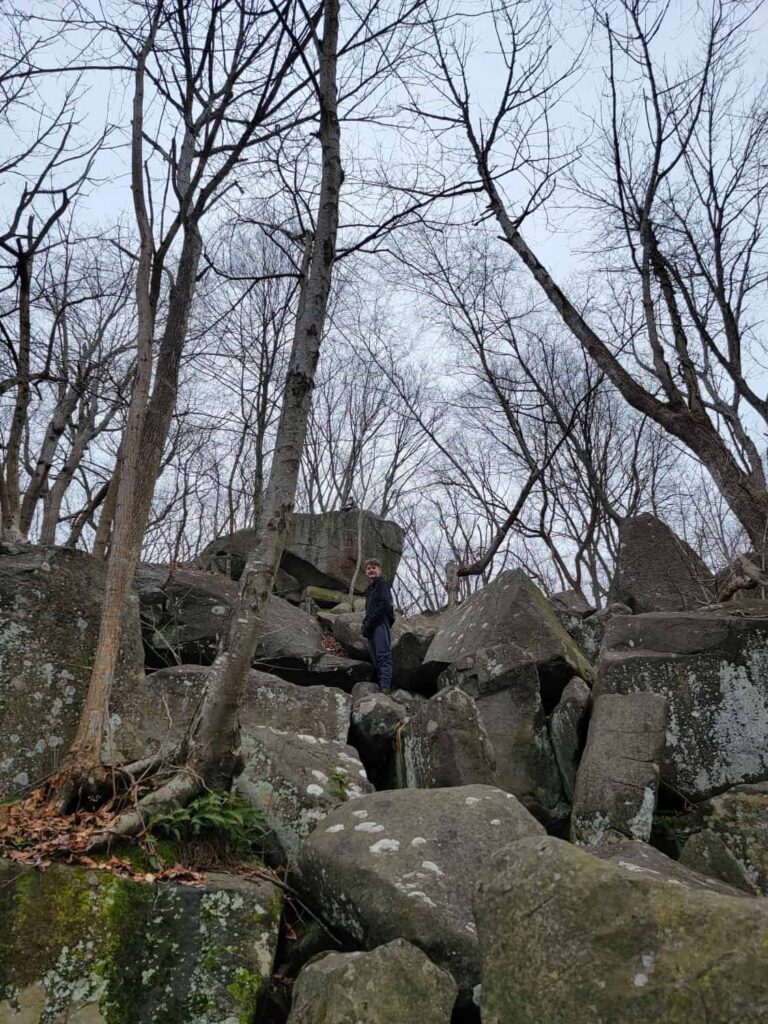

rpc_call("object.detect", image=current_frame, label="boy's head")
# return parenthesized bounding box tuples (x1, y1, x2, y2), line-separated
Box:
(365, 558, 383, 579)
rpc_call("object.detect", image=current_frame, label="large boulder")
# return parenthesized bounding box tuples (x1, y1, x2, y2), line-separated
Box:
(596, 607, 768, 801)
(0, 859, 282, 1024)
(687, 783, 768, 895)
(142, 666, 353, 757)
(397, 687, 497, 789)
(349, 693, 409, 789)
(334, 612, 440, 693)
(423, 571, 592, 822)
(608, 513, 714, 612)
(571, 692, 667, 845)
(679, 830, 757, 894)
(134, 564, 323, 669)
(197, 509, 404, 594)
(297, 785, 545, 996)
(474, 835, 768, 1024)
(0, 547, 146, 799)
(287, 940, 457, 1024)
(235, 726, 373, 868)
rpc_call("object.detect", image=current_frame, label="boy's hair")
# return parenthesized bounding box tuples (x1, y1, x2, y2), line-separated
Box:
(365, 558, 382, 568)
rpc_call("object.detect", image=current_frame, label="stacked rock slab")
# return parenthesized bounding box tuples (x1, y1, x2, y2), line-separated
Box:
(197, 509, 404, 594)
(0, 546, 146, 799)
(287, 940, 457, 1024)
(571, 691, 667, 845)
(423, 570, 592, 821)
(596, 607, 768, 800)
(475, 836, 768, 1024)
(397, 687, 497, 788)
(548, 677, 591, 800)
(297, 784, 545, 997)
(0, 860, 282, 1024)
(608, 513, 713, 612)
(142, 666, 353, 755)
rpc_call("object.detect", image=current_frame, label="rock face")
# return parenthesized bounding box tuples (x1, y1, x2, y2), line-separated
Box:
(134, 565, 324, 673)
(235, 726, 373, 867)
(397, 687, 497, 789)
(198, 510, 405, 594)
(423, 571, 592, 821)
(298, 785, 545, 995)
(608, 513, 713, 612)
(571, 692, 667, 845)
(349, 693, 408, 789)
(142, 666, 353, 756)
(548, 677, 591, 800)
(691, 783, 768, 895)
(679, 830, 757, 894)
(475, 835, 768, 1024)
(0, 547, 145, 799)
(0, 859, 282, 1024)
(287, 939, 457, 1024)
(596, 608, 768, 801)
(334, 612, 439, 692)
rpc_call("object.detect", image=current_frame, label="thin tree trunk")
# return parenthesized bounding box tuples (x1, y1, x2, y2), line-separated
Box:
(3, 247, 32, 541)
(182, 0, 342, 792)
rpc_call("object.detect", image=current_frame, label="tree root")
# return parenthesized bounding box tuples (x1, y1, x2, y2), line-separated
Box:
(87, 768, 203, 850)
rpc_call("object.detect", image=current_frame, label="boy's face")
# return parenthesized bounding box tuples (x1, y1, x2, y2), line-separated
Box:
(365, 562, 382, 579)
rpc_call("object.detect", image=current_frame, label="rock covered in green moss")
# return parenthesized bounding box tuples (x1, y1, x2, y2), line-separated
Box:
(0, 860, 281, 1024)
(474, 835, 768, 1024)
(0, 546, 145, 800)
(693, 783, 768, 894)
(287, 939, 457, 1024)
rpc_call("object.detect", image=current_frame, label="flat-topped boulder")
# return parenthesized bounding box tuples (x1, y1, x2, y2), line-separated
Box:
(197, 509, 404, 594)
(608, 513, 713, 612)
(596, 607, 768, 801)
(0, 546, 145, 799)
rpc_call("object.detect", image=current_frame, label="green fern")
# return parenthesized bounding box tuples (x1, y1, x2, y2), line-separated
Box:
(150, 791, 267, 861)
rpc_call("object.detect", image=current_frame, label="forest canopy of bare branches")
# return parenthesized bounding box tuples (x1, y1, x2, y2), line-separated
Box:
(1, 0, 765, 613)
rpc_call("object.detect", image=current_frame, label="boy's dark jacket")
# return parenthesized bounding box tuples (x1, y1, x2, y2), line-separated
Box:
(362, 577, 395, 638)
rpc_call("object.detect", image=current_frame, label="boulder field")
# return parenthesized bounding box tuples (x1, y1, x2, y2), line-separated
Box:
(2, 511, 768, 1022)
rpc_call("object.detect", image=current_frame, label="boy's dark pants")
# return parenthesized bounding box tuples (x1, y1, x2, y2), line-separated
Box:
(367, 622, 393, 693)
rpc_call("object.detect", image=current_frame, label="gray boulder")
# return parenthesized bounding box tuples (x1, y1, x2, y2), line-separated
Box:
(549, 589, 594, 615)
(297, 785, 545, 996)
(350, 693, 408, 788)
(0, 859, 282, 1024)
(474, 835, 768, 1024)
(608, 513, 713, 612)
(571, 692, 667, 845)
(596, 608, 768, 801)
(679, 830, 757, 894)
(397, 687, 497, 789)
(287, 940, 457, 1024)
(423, 570, 592, 821)
(0, 546, 145, 799)
(198, 509, 404, 593)
(589, 832, 749, 898)
(692, 783, 768, 895)
(235, 726, 372, 867)
(556, 601, 631, 664)
(549, 677, 591, 800)
(142, 666, 353, 757)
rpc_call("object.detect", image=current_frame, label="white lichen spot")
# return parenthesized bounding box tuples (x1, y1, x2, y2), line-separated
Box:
(490, 818, 501, 825)
(633, 973, 648, 987)
(355, 821, 385, 832)
(311, 769, 329, 783)
(369, 838, 400, 854)
(306, 784, 324, 796)
(411, 837, 427, 846)
(421, 861, 444, 876)
(406, 891, 437, 907)
(465, 796, 480, 805)
(325, 823, 345, 833)
(351, 809, 368, 819)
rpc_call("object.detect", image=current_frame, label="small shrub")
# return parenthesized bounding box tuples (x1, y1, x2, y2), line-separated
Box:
(150, 791, 267, 867)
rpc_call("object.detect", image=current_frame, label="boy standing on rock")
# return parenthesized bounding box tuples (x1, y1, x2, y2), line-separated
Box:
(362, 558, 395, 694)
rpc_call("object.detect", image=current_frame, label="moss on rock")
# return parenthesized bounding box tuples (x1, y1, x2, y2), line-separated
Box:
(0, 860, 281, 1024)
